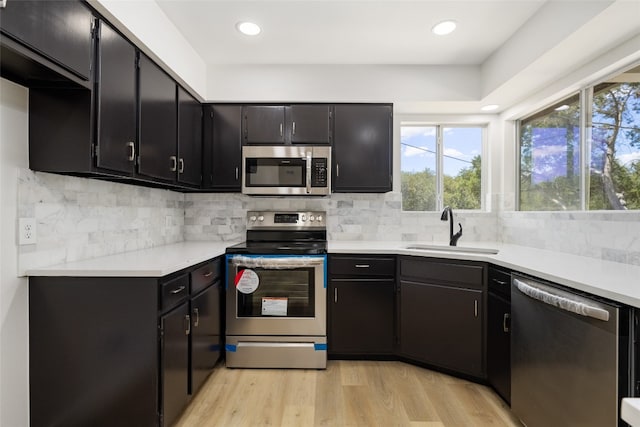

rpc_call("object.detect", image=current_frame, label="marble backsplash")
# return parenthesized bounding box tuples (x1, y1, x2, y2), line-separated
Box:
(183, 191, 499, 244)
(17, 170, 184, 274)
(499, 211, 640, 266)
(16, 170, 640, 271)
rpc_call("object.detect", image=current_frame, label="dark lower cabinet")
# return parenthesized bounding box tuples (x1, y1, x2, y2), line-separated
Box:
(29, 257, 223, 427)
(161, 301, 190, 427)
(487, 266, 511, 403)
(328, 255, 396, 357)
(190, 281, 222, 395)
(398, 256, 486, 379)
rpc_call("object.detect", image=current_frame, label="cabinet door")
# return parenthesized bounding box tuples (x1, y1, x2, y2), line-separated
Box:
(333, 104, 392, 192)
(138, 54, 177, 182)
(289, 105, 331, 144)
(161, 302, 190, 427)
(95, 21, 137, 175)
(190, 281, 222, 395)
(0, 0, 93, 80)
(203, 105, 242, 190)
(329, 280, 395, 355)
(487, 292, 510, 403)
(177, 87, 202, 187)
(400, 280, 483, 377)
(243, 105, 285, 144)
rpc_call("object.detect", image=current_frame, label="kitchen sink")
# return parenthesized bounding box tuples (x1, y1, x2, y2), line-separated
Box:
(404, 244, 499, 255)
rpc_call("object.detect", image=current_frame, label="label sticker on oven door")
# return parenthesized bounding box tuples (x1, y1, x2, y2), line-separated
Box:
(262, 297, 288, 316)
(234, 269, 259, 294)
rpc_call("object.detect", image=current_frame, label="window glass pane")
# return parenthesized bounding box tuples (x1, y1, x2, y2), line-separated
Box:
(401, 126, 437, 211)
(589, 71, 640, 210)
(443, 127, 482, 209)
(519, 95, 581, 210)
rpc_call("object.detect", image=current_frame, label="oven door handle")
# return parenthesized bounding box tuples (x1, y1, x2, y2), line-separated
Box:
(306, 151, 312, 194)
(230, 255, 325, 269)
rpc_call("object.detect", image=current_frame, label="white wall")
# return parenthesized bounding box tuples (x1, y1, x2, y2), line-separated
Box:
(0, 79, 30, 427)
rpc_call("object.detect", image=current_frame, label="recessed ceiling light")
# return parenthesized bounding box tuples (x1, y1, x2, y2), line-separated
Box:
(555, 104, 570, 111)
(481, 104, 499, 112)
(432, 20, 457, 36)
(236, 21, 261, 36)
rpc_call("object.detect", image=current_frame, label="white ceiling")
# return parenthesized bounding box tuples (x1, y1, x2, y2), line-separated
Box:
(155, 0, 546, 66)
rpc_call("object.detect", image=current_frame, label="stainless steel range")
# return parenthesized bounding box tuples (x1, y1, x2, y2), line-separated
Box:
(225, 211, 327, 369)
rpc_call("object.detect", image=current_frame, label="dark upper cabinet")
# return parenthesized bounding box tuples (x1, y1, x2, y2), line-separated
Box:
(138, 54, 178, 182)
(243, 105, 286, 144)
(398, 256, 486, 378)
(289, 104, 332, 144)
(333, 104, 393, 193)
(95, 20, 137, 175)
(177, 87, 203, 187)
(203, 105, 243, 191)
(0, 0, 94, 83)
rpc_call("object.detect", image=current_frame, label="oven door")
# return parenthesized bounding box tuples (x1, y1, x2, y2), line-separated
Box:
(226, 254, 327, 336)
(242, 145, 330, 195)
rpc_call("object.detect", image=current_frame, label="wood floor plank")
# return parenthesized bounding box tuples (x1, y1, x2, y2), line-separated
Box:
(176, 361, 520, 427)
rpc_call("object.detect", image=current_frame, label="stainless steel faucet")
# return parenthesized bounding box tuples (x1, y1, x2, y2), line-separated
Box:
(440, 206, 462, 246)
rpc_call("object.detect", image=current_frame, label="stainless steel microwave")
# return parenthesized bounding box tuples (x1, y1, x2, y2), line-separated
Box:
(242, 145, 331, 196)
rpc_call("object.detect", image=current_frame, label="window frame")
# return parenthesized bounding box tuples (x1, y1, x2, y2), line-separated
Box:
(516, 60, 640, 211)
(400, 122, 488, 212)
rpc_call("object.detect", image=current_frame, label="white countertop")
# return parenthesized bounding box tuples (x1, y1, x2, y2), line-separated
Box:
(330, 241, 640, 308)
(26, 239, 640, 308)
(25, 241, 234, 277)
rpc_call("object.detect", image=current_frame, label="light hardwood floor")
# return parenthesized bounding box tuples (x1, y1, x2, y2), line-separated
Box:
(176, 360, 521, 427)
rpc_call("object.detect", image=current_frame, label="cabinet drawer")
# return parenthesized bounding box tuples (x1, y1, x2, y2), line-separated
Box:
(488, 266, 511, 299)
(329, 255, 395, 277)
(191, 258, 222, 295)
(400, 257, 484, 289)
(161, 274, 189, 312)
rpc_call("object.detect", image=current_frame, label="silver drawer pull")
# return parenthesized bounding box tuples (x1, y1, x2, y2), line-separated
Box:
(170, 285, 186, 294)
(355, 264, 370, 268)
(503, 313, 510, 332)
(185, 314, 191, 335)
(194, 308, 200, 327)
(203, 271, 213, 278)
(492, 279, 508, 285)
(474, 300, 478, 317)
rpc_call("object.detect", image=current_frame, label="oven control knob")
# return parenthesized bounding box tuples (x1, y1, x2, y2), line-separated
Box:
(317, 215, 323, 222)
(310, 215, 315, 222)
(301, 214, 307, 221)
(258, 215, 264, 222)
(250, 215, 257, 222)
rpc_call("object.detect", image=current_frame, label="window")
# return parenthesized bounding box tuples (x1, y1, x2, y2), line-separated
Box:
(401, 124, 484, 211)
(518, 64, 640, 211)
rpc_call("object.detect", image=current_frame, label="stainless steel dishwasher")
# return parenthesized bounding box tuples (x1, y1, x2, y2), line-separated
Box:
(511, 274, 634, 427)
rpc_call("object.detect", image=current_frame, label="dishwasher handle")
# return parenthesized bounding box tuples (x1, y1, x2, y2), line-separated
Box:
(514, 278, 610, 322)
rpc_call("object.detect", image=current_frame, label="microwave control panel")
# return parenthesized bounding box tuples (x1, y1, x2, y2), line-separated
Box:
(311, 158, 328, 187)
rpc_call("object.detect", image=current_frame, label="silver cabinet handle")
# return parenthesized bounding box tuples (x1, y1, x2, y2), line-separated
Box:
(334, 288, 338, 303)
(474, 300, 478, 317)
(185, 314, 191, 335)
(235, 167, 239, 181)
(292, 121, 296, 135)
(306, 151, 312, 194)
(203, 271, 213, 278)
(194, 308, 200, 327)
(170, 285, 185, 294)
(503, 313, 510, 332)
(279, 123, 283, 137)
(127, 141, 135, 161)
(178, 158, 184, 173)
(355, 264, 370, 268)
(336, 163, 339, 177)
(492, 279, 508, 285)
(170, 156, 177, 172)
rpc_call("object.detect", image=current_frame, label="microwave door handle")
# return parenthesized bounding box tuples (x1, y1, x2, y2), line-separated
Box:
(306, 151, 312, 194)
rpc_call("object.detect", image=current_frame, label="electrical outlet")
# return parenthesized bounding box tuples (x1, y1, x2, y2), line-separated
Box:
(19, 218, 37, 245)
